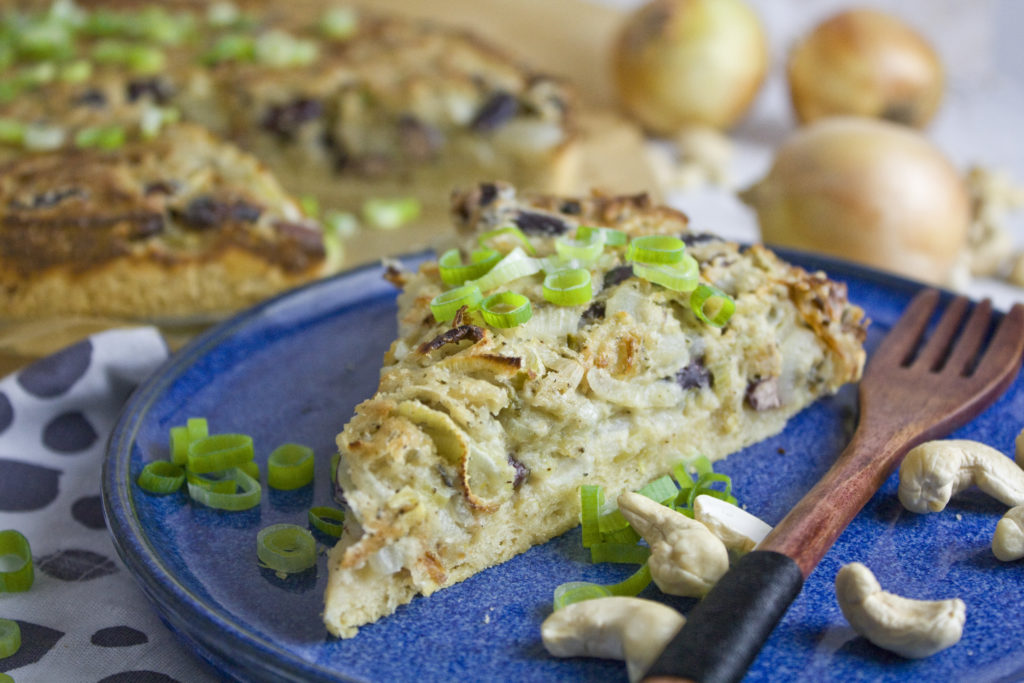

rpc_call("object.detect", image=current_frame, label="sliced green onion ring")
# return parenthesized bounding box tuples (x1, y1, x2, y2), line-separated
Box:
(553, 581, 612, 610)
(690, 283, 736, 327)
(543, 268, 592, 306)
(187, 467, 261, 511)
(606, 562, 653, 596)
(0, 618, 20, 659)
(257, 524, 317, 573)
(238, 460, 261, 481)
(480, 292, 532, 328)
(589, 543, 651, 565)
(438, 248, 500, 286)
(0, 530, 34, 593)
(470, 247, 541, 292)
(633, 254, 699, 292)
(627, 234, 686, 264)
(137, 461, 185, 494)
(186, 469, 237, 494)
(636, 474, 678, 506)
(267, 443, 315, 490)
(308, 506, 346, 537)
(187, 433, 254, 474)
(187, 417, 210, 441)
(555, 230, 605, 263)
(579, 484, 604, 548)
(429, 283, 483, 323)
(478, 225, 536, 255)
(577, 225, 627, 247)
(362, 197, 420, 230)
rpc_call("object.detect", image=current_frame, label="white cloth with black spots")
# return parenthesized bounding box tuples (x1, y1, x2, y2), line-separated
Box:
(0, 328, 218, 683)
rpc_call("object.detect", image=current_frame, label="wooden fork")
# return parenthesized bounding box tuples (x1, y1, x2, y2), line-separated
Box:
(643, 289, 1024, 683)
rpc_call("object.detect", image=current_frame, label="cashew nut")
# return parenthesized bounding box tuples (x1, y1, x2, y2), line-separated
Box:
(835, 562, 966, 659)
(1014, 428, 1024, 469)
(693, 494, 772, 556)
(993, 505, 1024, 562)
(616, 491, 729, 597)
(541, 596, 684, 683)
(897, 439, 1024, 513)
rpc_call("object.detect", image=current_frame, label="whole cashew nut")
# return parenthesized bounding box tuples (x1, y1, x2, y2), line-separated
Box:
(541, 596, 685, 683)
(616, 491, 729, 597)
(992, 505, 1024, 562)
(835, 562, 966, 659)
(897, 440, 1024, 513)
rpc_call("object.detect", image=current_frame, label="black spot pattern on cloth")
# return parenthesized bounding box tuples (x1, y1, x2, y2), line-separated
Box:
(0, 459, 61, 511)
(36, 549, 118, 581)
(0, 620, 64, 671)
(0, 392, 12, 433)
(91, 625, 149, 647)
(42, 411, 98, 453)
(71, 495, 106, 529)
(16, 339, 92, 398)
(98, 672, 181, 683)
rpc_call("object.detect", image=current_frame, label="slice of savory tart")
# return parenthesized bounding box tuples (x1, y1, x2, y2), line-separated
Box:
(324, 182, 867, 637)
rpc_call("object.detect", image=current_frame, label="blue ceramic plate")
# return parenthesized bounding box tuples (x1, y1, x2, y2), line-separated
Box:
(104, 249, 1024, 682)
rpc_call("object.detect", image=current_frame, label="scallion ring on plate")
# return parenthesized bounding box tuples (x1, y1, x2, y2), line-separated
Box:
(577, 225, 628, 247)
(632, 254, 699, 292)
(429, 282, 483, 323)
(0, 530, 34, 593)
(606, 562, 653, 596)
(137, 461, 185, 494)
(478, 225, 537, 255)
(308, 506, 346, 537)
(627, 234, 687, 264)
(543, 268, 592, 306)
(0, 618, 20, 658)
(552, 581, 612, 610)
(438, 248, 500, 286)
(589, 542, 651, 565)
(187, 467, 261, 511)
(257, 524, 317, 574)
(238, 460, 261, 481)
(470, 247, 541, 292)
(690, 283, 736, 327)
(267, 443, 315, 490)
(555, 230, 605, 263)
(187, 433, 254, 474)
(171, 417, 209, 465)
(479, 291, 532, 328)
(186, 469, 237, 494)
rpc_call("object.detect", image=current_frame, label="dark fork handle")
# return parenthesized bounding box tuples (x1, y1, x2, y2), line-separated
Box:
(643, 551, 803, 683)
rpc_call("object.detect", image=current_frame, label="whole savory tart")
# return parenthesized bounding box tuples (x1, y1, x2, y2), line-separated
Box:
(0, 0, 577, 318)
(324, 182, 868, 638)
(0, 122, 333, 319)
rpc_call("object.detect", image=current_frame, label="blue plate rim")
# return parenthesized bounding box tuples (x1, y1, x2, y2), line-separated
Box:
(101, 247, 943, 682)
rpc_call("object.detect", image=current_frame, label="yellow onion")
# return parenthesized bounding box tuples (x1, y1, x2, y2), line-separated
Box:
(741, 117, 969, 286)
(612, 0, 767, 134)
(787, 9, 944, 128)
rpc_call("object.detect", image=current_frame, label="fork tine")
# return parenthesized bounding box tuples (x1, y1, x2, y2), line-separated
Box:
(870, 289, 940, 367)
(969, 303, 1024, 383)
(943, 299, 993, 376)
(911, 295, 970, 371)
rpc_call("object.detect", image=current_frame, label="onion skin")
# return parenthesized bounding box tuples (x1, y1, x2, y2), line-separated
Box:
(612, 0, 767, 134)
(741, 117, 969, 286)
(787, 9, 944, 128)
